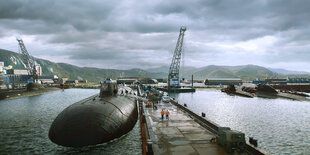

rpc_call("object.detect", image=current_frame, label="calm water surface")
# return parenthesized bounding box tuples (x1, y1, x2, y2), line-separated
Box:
(0, 89, 141, 154)
(172, 89, 310, 154)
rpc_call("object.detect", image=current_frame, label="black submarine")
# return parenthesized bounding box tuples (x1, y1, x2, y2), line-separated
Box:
(48, 79, 138, 147)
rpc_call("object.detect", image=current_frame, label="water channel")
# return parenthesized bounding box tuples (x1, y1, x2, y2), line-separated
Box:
(0, 89, 141, 154)
(171, 89, 310, 154)
(1, 87, 309, 154)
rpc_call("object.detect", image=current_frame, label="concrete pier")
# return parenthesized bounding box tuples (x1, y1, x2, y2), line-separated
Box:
(143, 101, 228, 155)
(137, 85, 266, 155)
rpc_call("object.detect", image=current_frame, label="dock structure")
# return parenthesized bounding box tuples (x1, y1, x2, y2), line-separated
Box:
(137, 85, 266, 155)
(276, 92, 310, 101)
(157, 87, 196, 93)
(143, 101, 228, 155)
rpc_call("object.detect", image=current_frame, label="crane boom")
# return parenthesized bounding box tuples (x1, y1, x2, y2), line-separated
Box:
(16, 38, 36, 77)
(168, 26, 186, 88)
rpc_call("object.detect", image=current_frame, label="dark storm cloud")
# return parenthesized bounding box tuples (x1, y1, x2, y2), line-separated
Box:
(0, 0, 310, 70)
(0, 1, 118, 34)
(1, 0, 310, 35)
(67, 46, 171, 69)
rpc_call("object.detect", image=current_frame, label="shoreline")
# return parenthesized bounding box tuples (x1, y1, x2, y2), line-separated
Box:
(0, 87, 62, 101)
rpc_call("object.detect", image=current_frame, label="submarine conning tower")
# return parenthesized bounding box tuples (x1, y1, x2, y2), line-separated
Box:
(100, 79, 118, 97)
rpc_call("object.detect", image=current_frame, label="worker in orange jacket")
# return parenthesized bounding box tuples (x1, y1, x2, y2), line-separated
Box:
(147, 101, 152, 108)
(165, 110, 170, 120)
(160, 109, 164, 120)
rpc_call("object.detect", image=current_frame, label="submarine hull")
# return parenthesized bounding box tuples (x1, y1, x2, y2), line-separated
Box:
(48, 95, 138, 147)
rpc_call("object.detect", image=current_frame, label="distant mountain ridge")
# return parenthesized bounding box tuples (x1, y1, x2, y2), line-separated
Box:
(1, 49, 309, 81)
(147, 65, 277, 80)
(268, 68, 310, 75)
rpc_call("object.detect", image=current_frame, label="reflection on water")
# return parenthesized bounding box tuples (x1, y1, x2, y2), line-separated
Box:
(0, 89, 141, 154)
(172, 89, 310, 154)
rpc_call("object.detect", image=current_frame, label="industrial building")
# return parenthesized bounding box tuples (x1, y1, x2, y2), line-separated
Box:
(117, 77, 138, 85)
(77, 80, 88, 83)
(287, 78, 310, 83)
(265, 78, 287, 85)
(252, 80, 267, 85)
(253, 78, 310, 85)
(65, 80, 79, 85)
(0, 62, 4, 74)
(140, 78, 158, 84)
(60, 78, 69, 84)
(156, 78, 167, 83)
(6, 64, 43, 76)
(205, 78, 242, 85)
(0, 74, 32, 88)
(39, 75, 59, 84)
(0, 62, 13, 75)
(6, 69, 29, 75)
(116, 77, 159, 85)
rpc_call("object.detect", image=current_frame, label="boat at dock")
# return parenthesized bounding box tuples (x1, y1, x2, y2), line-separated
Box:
(221, 84, 254, 98)
(221, 84, 310, 101)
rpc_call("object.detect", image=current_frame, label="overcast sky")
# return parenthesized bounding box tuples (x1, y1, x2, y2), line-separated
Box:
(0, 0, 310, 72)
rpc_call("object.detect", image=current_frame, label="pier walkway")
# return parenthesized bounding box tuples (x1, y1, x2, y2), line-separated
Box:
(143, 101, 228, 155)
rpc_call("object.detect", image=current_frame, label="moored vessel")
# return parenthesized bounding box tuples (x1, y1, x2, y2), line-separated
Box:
(48, 79, 138, 147)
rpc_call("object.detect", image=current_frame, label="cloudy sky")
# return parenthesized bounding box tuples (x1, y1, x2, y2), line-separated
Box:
(0, 0, 310, 71)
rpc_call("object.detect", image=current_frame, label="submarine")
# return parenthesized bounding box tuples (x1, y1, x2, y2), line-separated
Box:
(48, 79, 138, 147)
(255, 84, 278, 98)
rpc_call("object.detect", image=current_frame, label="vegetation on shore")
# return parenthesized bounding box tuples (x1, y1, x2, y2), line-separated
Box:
(1, 49, 309, 82)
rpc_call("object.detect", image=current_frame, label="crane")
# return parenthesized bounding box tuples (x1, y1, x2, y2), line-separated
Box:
(16, 38, 37, 83)
(168, 26, 186, 88)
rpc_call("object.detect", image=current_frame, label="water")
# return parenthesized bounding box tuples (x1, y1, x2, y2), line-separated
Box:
(171, 89, 310, 154)
(0, 89, 141, 154)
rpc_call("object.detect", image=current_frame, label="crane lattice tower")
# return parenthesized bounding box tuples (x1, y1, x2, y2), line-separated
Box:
(168, 26, 186, 88)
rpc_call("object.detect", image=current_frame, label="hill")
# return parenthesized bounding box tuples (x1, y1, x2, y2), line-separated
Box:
(147, 65, 276, 80)
(1, 49, 309, 81)
(0, 49, 166, 81)
(190, 65, 275, 80)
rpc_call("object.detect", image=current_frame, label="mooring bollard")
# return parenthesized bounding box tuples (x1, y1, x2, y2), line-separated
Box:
(201, 112, 206, 117)
(146, 139, 153, 155)
(252, 139, 258, 147)
(249, 137, 258, 147)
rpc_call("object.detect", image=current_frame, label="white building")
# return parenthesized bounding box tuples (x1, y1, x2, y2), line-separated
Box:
(35, 64, 42, 76)
(0, 62, 4, 74)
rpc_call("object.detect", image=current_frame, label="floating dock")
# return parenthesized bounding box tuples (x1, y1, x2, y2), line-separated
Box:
(277, 92, 310, 101)
(271, 84, 310, 93)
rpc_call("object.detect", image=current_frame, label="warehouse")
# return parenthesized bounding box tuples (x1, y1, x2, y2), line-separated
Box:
(117, 77, 138, 85)
(205, 78, 242, 85)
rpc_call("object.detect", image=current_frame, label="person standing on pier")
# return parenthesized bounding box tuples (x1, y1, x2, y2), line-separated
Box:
(161, 109, 164, 120)
(165, 110, 170, 120)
